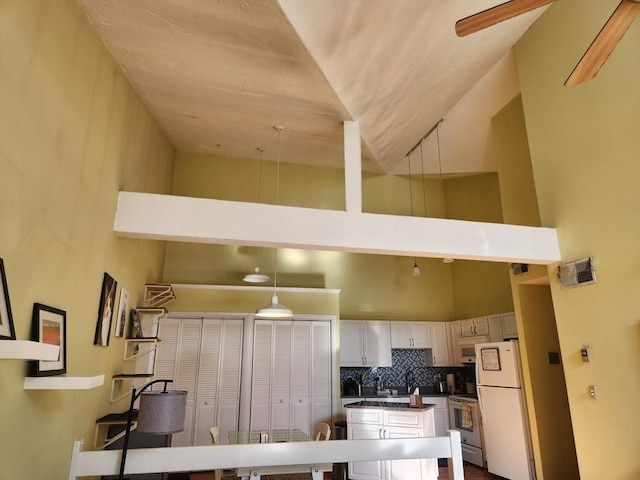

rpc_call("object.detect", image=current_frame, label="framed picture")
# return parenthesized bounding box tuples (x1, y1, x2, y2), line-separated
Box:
(115, 288, 129, 338)
(0, 258, 16, 340)
(94, 272, 117, 346)
(128, 308, 143, 339)
(30, 303, 66, 376)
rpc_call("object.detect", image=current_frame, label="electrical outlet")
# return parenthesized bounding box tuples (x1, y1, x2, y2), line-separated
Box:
(588, 385, 597, 399)
(581, 347, 591, 362)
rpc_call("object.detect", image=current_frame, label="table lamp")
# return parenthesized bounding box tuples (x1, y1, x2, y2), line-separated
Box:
(118, 379, 187, 480)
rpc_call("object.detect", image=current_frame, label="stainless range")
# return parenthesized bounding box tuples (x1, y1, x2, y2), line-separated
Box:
(448, 395, 484, 467)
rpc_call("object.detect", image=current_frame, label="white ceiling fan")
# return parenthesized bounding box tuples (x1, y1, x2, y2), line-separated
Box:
(455, 0, 640, 86)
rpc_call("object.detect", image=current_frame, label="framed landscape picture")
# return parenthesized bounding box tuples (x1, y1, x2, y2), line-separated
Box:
(30, 303, 66, 376)
(0, 258, 16, 340)
(94, 272, 117, 346)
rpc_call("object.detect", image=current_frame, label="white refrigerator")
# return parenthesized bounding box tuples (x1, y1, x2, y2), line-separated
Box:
(476, 340, 535, 480)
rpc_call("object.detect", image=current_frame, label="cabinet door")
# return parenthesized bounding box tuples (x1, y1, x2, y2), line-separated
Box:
(385, 426, 424, 480)
(271, 321, 292, 430)
(473, 317, 489, 336)
(502, 312, 518, 339)
(487, 314, 503, 342)
(193, 320, 222, 446)
(429, 322, 450, 366)
(460, 319, 475, 337)
(390, 322, 412, 348)
(364, 321, 392, 367)
(340, 320, 365, 366)
(411, 322, 431, 349)
(250, 321, 273, 430)
(348, 423, 385, 480)
(311, 322, 332, 431)
(291, 322, 311, 435)
(217, 319, 243, 444)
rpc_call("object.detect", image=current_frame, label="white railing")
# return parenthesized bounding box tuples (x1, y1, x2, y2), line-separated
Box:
(69, 430, 464, 480)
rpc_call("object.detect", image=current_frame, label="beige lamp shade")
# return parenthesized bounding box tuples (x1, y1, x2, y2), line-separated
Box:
(137, 390, 187, 434)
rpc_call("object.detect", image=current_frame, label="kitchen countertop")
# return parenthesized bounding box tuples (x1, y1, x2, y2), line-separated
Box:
(345, 401, 435, 411)
(341, 392, 450, 399)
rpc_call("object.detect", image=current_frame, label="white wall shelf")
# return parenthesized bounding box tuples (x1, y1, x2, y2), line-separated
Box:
(110, 373, 153, 402)
(124, 337, 161, 360)
(143, 284, 175, 308)
(0, 340, 60, 361)
(23, 374, 105, 390)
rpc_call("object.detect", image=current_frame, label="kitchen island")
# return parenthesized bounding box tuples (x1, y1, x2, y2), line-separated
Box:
(346, 401, 438, 480)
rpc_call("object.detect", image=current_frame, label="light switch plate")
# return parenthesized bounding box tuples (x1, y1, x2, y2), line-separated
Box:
(581, 347, 591, 362)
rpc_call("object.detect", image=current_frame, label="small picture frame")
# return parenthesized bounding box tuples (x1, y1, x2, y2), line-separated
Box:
(94, 272, 117, 346)
(30, 303, 66, 376)
(0, 258, 16, 340)
(481, 347, 501, 371)
(115, 288, 129, 338)
(128, 308, 143, 339)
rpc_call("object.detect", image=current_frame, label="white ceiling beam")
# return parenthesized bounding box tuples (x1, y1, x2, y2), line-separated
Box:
(113, 191, 560, 264)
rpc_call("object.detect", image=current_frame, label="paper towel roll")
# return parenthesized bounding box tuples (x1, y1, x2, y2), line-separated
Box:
(446, 374, 455, 394)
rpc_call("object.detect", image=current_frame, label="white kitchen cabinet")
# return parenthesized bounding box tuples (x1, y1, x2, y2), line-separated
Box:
(427, 322, 451, 366)
(390, 322, 431, 349)
(460, 317, 489, 338)
(487, 314, 504, 343)
(340, 320, 392, 367)
(501, 312, 518, 339)
(346, 406, 437, 480)
(251, 319, 331, 437)
(154, 318, 243, 447)
(421, 396, 450, 437)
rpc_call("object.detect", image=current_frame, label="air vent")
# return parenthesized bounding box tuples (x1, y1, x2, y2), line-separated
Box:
(557, 257, 596, 288)
(510, 263, 530, 276)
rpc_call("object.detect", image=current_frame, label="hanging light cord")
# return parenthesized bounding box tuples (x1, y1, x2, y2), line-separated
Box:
(408, 152, 415, 217)
(272, 126, 283, 292)
(420, 141, 427, 217)
(436, 123, 446, 218)
(257, 147, 264, 203)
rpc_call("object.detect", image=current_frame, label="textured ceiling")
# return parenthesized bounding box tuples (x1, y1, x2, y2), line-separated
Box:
(76, 0, 548, 173)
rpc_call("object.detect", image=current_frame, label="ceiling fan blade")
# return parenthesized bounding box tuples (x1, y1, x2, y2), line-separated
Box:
(455, 0, 555, 37)
(565, 0, 640, 86)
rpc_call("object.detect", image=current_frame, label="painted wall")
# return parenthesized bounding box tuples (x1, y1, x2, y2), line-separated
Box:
(0, 1, 174, 478)
(493, 94, 578, 479)
(515, 1, 640, 478)
(445, 174, 514, 318)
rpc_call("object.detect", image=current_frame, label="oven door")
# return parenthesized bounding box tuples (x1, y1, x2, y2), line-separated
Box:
(448, 399, 482, 449)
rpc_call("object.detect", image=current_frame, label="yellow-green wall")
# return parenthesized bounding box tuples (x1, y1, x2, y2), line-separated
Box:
(0, 1, 174, 478)
(515, 1, 640, 478)
(493, 94, 579, 479)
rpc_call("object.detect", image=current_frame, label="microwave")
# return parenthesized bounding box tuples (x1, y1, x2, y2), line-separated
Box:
(457, 336, 489, 363)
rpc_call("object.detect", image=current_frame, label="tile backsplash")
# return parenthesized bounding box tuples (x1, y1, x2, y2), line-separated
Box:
(340, 349, 475, 392)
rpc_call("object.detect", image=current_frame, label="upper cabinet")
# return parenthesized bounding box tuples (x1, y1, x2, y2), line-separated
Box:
(501, 312, 518, 339)
(340, 320, 392, 367)
(428, 322, 451, 367)
(390, 322, 431, 349)
(459, 317, 489, 338)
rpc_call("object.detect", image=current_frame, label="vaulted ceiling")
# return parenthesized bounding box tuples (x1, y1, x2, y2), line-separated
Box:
(76, 0, 548, 174)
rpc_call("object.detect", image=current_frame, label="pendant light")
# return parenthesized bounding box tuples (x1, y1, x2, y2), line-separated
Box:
(408, 152, 421, 276)
(243, 147, 270, 283)
(435, 122, 454, 264)
(255, 126, 293, 318)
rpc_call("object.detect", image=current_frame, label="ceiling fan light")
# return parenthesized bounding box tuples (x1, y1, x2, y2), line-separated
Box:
(255, 295, 293, 318)
(243, 266, 270, 283)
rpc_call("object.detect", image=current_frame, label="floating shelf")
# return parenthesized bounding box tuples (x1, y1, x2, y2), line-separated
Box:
(23, 374, 105, 390)
(110, 373, 154, 402)
(94, 411, 138, 449)
(124, 337, 161, 360)
(0, 340, 60, 360)
(143, 284, 175, 308)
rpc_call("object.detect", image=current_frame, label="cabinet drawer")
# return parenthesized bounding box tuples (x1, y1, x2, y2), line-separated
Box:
(383, 410, 423, 428)
(347, 407, 383, 425)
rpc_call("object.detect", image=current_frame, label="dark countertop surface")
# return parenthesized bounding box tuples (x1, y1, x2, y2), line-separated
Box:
(345, 401, 435, 411)
(341, 392, 450, 399)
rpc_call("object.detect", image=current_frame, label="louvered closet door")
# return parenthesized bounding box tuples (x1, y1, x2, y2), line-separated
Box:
(291, 322, 311, 435)
(193, 320, 222, 446)
(271, 321, 292, 430)
(312, 321, 332, 428)
(216, 319, 243, 445)
(154, 319, 180, 382)
(171, 320, 203, 447)
(250, 320, 273, 431)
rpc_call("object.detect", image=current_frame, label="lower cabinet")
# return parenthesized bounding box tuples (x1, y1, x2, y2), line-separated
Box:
(421, 396, 450, 437)
(346, 407, 437, 480)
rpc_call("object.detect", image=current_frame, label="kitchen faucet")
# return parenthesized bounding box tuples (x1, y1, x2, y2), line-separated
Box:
(405, 369, 415, 394)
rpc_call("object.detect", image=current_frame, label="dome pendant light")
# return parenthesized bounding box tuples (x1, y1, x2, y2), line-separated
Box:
(256, 126, 292, 319)
(244, 147, 270, 284)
